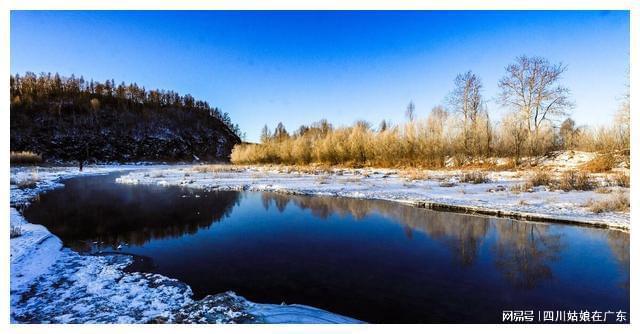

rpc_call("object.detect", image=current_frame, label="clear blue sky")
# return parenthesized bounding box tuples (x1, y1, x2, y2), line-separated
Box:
(11, 11, 629, 142)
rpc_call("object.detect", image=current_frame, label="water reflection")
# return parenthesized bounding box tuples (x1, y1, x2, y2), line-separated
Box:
(606, 230, 630, 289)
(24, 175, 241, 251)
(22, 175, 629, 323)
(261, 193, 559, 286)
(493, 222, 564, 289)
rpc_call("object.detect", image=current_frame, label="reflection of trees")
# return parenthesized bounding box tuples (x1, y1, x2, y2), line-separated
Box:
(261, 193, 290, 212)
(605, 230, 629, 289)
(261, 193, 490, 266)
(24, 178, 241, 250)
(493, 222, 564, 289)
(421, 213, 490, 267)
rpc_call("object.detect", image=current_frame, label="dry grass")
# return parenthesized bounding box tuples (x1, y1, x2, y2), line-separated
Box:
(594, 187, 613, 194)
(192, 164, 244, 173)
(609, 172, 630, 188)
(588, 192, 630, 213)
(316, 175, 330, 184)
(581, 154, 617, 173)
(10, 151, 42, 165)
(279, 165, 334, 175)
(231, 117, 489, 168)
(400, 169, 429, 181)
(490, 159, 517, 171)
(231, 111, 628, 169)
(557, 170, 594, 191)
(438, 181, 456, 187)
(510, 183, 533, 193)
(527, 170, 553, 187)
(10, 225, 23, 238)
(11, 172, 40, 189)
(459, 171, 490, 184)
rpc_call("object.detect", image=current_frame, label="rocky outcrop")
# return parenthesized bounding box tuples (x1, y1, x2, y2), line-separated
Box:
(11, 107, 241, 162)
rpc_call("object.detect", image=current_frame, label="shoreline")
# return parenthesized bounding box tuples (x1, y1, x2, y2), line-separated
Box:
(115, 164, 630, 232)
(10, 165, 361, 324)
(9, 162, 630, 322)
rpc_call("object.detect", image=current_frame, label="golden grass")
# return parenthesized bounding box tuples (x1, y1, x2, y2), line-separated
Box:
(230, 119, 480, 168)
(510, 183, 533, 193)
(609, 172, 630, 188)
(460, 171, 490, 184)
(557, 170, 594, 191)
(400, 169, 429, 181)
(192, 164, 244, 173)
(581, 154, 617, 173)
(588, 192, 630, 213)
(10, 151, 42, 165)
(527, 170, 553, 187)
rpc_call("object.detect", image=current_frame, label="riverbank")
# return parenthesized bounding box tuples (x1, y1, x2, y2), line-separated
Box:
(116, 164, 630, 231)
(9, 165, 361, 324)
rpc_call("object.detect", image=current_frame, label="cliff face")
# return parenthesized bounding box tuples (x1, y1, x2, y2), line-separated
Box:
(10, 106, 241, 162)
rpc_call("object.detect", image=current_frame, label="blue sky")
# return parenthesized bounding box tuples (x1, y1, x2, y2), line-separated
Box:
(11, 11, 629, 142)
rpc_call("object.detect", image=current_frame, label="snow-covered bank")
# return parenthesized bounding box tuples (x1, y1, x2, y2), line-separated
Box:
(10, 165, 360, 324)
(116, 165, 630, 231)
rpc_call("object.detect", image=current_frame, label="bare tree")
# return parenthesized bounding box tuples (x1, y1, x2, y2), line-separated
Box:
(427, 105, 448, 134)
(448, 71, 484, 155)
(498, 56, 574, 137)
(260, 124, 271, 143)
(405, 101, 416, 122)
(378, 119, 389, 132)
(500, 112, 529, 165)
(273, 122, 289, 141)
(614, 80, 630, 151)
(448, 71, 483, 123)
(559, 118, 579, 150)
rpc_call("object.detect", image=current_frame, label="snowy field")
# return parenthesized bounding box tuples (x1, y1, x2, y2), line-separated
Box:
(117, 164, 630, 230)
(10, 165, 360, 324)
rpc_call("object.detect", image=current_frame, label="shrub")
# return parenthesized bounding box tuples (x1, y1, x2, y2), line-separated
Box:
(558, 170, 594, 191)
(401, 169, 428, 181)
(11, 172, 40, 189)
(527, 170, 553, 187)
(192, 164, 243, 173)
(510, 183, 533, 193)
(588, 192, 630, 213)
(10, 225, 23, 238)
(460, 171, 489, 184)
(581, 154, 617, 173)
(10, 151, 42, 165)
(610, 173, 630, 188)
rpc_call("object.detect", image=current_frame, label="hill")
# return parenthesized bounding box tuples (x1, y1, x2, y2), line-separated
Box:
(10, 72, 242, 162)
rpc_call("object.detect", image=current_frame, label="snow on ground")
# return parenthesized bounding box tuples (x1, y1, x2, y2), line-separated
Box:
(10, 164, 155, 207)
(116, 165, 630, 230)
(168, 291, 362, 324)
(538, 151, 598, 171)
(9, 165, 361, 324)
(9, 158, 628, 323)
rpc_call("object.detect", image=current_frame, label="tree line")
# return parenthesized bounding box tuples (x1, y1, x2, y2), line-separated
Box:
(10, 72, 243, 162)
(10, 72, 243, 139)
(231, 55, 629, 167)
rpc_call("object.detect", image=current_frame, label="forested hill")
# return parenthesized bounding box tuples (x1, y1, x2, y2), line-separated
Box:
(10, 72, 243, 162)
